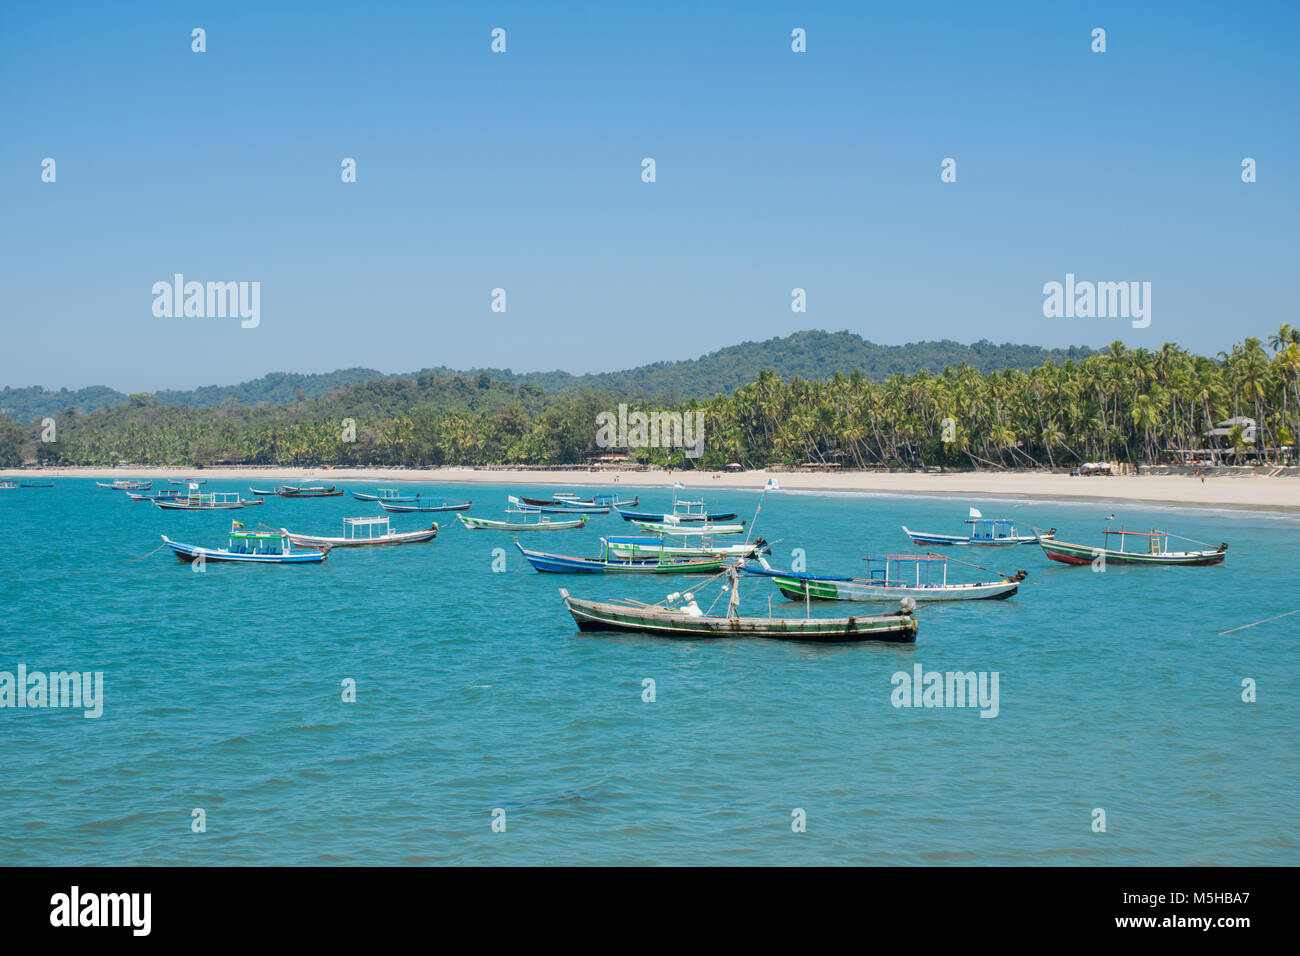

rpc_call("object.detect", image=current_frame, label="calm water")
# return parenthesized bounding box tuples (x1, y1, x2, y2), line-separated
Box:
(1, 479, 1296, 865)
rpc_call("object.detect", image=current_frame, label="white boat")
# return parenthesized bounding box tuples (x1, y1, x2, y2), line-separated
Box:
(282, 515, 438, 547)
(902, 508, 1047, 546)
(745, 554, 1024, 602)
(631, 519, 747, 535)
(604, 534, 769, 560)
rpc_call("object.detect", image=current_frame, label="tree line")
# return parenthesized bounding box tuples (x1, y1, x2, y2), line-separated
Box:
(2, 330, 1296, 470)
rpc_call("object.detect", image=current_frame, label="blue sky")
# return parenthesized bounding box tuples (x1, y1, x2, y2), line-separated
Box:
(2, 0, 1296, 390)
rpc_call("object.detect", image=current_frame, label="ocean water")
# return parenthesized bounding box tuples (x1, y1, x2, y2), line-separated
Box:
(1, 479, 1296, 866)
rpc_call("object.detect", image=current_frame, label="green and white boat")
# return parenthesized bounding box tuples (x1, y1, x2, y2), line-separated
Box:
(744, 553, 1025, 602)
(558, 568, 918, 644)
(458, 506, 588, 532)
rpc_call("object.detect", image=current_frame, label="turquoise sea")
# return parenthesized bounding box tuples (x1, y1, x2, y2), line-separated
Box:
(1, 479, 1296, 866)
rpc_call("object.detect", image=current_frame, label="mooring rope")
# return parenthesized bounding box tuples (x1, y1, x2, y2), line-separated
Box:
(1219, 608, 1300, 635)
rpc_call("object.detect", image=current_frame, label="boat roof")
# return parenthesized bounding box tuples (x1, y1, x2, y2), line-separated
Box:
(865, 553, 949, 563)
(345, 516, 390, 526)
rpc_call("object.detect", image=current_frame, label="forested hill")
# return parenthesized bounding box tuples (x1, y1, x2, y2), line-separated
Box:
(0, 331, 1096, 421)
(466, 332, 1097, 400)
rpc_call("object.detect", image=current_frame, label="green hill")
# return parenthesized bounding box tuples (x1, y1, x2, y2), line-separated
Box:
(0, 332, 1096, 422)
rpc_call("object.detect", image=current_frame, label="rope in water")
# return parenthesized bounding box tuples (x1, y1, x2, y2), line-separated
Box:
(1219, 608, 1300, 635)
(127, 542, 169, 562)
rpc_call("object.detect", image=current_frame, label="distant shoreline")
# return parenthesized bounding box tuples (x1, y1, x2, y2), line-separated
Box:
(16, 465, 1300, 511)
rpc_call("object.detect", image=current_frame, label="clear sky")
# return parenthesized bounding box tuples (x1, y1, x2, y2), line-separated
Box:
(2, 0, 1296, 391)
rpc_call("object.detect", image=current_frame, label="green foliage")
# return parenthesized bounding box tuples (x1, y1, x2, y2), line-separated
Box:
(7, 331, 1298, 469)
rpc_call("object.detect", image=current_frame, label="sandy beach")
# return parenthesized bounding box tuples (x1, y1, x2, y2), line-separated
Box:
(19, 465, 1300, 511)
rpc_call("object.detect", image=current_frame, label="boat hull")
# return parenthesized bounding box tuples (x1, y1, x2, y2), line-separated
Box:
(632, 520, 746, 535)
(379, 500, 471, 513)
(458, 514, 588, 531)
(284, 525, 438, 547)
(618, 509, 738, 522)
(516, 542, 723, 574)
(517, 502, 611, 514)
(153, 499, 261, 510)
(604, 536, 765, 559)
(560, 592, 917, 643)
(1038, 538, 1226, 566)
(762, 572, 1018, 602)
(902, 526, 1040, 546)
(161, 537, 328, 564)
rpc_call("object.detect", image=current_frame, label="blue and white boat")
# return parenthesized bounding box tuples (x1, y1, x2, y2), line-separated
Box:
(161, 522, 329, 564)
(902, 509, 1048, 547)
(617, 498, 738, 523)
(515, 540, 724, 574)
(351, 488, 421, 502)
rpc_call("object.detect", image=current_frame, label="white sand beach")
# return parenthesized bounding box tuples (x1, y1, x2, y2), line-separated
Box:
(20, 465, 1300, 511)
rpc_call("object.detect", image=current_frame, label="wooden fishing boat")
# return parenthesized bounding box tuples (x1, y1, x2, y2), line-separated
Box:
(19, 480, 54, 488)
(618, 499, 738, 523)
(1037, 528, 1227, 567)
(0, 480, 17, 490)
(902, 508, 1047, 547)
(351, 488, 422, 502)
(457, 511, 588, 531)
(282, 515, 438, 547)
(97, 479, 152, 491)
(378, 497, 472, 513)
(277, 485, 343, 498)
(126, 489, 185, 502)
(516, 540, 724, 574)
(168, 477, 206, 486)
(744, 554, 1025, 602)
(161, 522, 328, 564)
(558, 568, 918, 644)
(519, 493, 640, 509)
(154, 491, 264, 510)
(604, 534, 769, 560)
(515, 500, 611, 515)
(632, 519, 747, 535)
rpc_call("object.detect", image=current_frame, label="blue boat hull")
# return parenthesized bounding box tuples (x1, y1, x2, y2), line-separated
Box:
(617, 509, 738, 522)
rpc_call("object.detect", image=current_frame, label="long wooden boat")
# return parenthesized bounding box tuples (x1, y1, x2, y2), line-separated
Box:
(457, 512, 588, 531)
(19, 480, 54, 488)
(0, 481, 17, 490)
(632, 519, 747, 535)
(249, 487, 280, 496)
(743, 554, 1025, 602)
(516, 540, 724, 574)
(168, 478, 206, 486)
(618, 498, 738, 522)
(902, 508, 1046, 546)
(277, 485, 343, 498)
(604, 534, 769, 560)
(378, 497, 472, 513)
(154, 491, 264, 510)
(127, 489, 185, 502)
(520, 493, 640, 509)
(1038, 528, 1227, 567)
(283, 515, 438, 547)
(558, 569, 918, 644)
(515, 500, 611, 515)
(97, 479, 152, 491)
(161, 522, 328, 564)
(351, 488, 422, 502)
